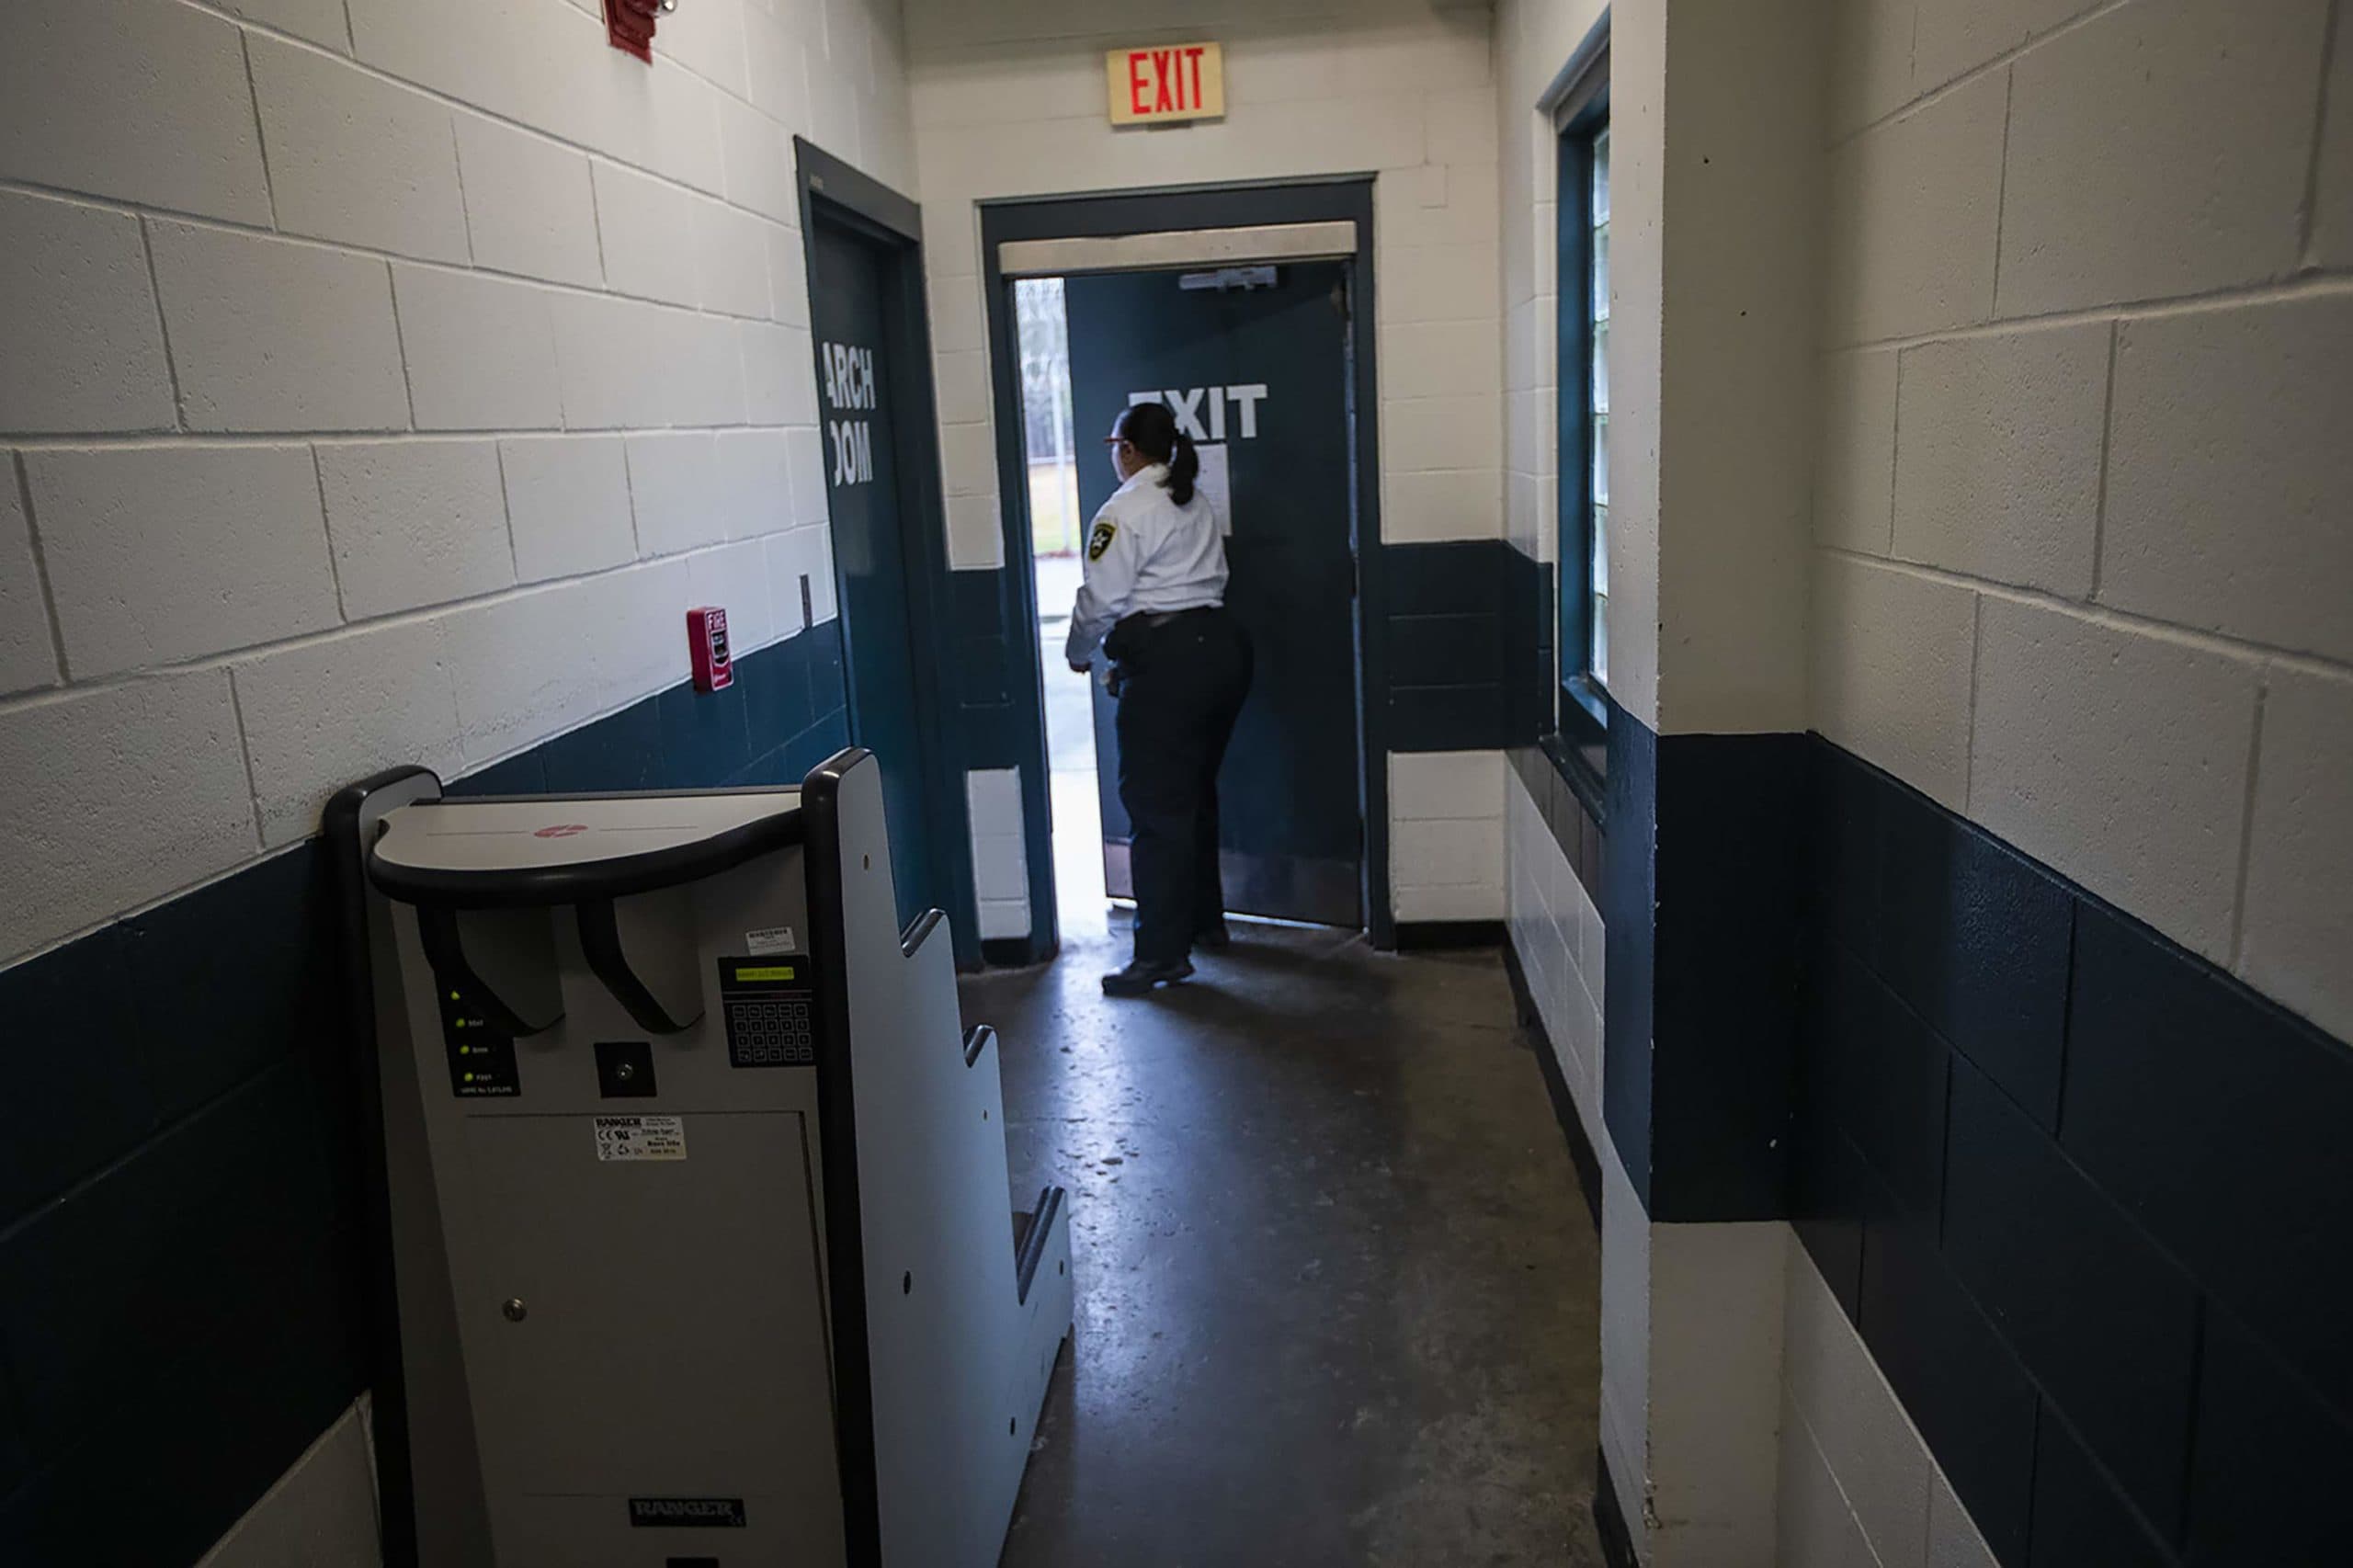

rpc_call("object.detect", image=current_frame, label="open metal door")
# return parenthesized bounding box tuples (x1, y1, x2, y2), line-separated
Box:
(1063, 262, 1363, 927)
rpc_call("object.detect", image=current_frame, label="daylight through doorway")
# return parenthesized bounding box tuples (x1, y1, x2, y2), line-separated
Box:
(1015, 278, 1111, 940)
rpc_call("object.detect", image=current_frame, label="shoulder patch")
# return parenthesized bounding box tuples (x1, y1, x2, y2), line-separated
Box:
(1087, 520, 1118, 562)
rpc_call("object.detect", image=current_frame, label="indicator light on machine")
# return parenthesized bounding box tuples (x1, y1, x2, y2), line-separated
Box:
(688, 606, 733, 693)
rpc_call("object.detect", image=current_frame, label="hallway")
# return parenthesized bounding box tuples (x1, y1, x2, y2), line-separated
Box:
(962, 921, 1605, 1565)
(2, 0, 2346, 1562)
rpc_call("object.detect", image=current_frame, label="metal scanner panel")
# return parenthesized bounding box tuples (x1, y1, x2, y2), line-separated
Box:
(802, 751, 1074, 1568)
(327, 767, 494, 1568)
(369, 789, 803, 908)
(345, 755, 1068, 1567)
(356, 780, 845, 1565)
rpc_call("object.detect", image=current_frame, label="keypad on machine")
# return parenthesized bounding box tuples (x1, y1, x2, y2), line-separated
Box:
(726, 996, 815, 1067)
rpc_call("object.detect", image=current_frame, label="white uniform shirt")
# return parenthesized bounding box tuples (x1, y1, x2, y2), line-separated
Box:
(1064, 462, 1228, 663)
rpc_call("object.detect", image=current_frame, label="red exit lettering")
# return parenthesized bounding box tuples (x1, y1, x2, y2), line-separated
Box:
(1111, 42, 1221, 125)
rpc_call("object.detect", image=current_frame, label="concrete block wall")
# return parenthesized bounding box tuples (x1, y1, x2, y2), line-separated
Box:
(1392, 749, 1507, 921)
(1805, 0, 2353, 1552)
(1810, 0, 2353, 1040)
(1504, 760, 1643, 1535)
(1495, 0, 1608, 588)
(1649, 0, 1824, 737)
(0, 1, 911, 1554)
(1779, 1233, 1996, 1568)
(1505, 766, 1604, 1138)
(1513, 0, 1826, 738)
(904, 0, 1506, 571)
(1496, 2, 1832, 1558)
(0, 0, 915, 974)
(966, 766, 1033, 939)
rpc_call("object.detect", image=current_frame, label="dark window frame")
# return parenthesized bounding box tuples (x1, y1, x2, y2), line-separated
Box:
(1551, 44, 1611, 809)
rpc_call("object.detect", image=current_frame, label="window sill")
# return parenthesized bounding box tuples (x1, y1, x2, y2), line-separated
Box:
(1548, 676, 1610, 826)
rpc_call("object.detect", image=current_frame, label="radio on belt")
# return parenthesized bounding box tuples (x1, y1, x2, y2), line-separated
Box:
(332, 748, 1073, 1567)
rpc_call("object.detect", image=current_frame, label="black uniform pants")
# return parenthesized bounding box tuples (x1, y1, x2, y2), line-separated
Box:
(1108, 607, 1254, 965)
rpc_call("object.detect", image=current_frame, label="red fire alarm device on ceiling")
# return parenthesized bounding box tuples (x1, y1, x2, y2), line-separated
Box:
(605, 0, 665, 63)
(688, 606, 733, 693)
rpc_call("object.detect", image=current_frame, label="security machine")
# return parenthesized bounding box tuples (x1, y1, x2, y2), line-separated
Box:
(330, 749, 1073, 1568)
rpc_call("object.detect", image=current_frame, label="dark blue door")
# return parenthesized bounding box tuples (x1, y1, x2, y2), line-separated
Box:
(1064, 263, 1363, 927)
(810, 216, 935, 929)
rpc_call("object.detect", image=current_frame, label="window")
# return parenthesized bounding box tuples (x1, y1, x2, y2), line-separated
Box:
(1581, 126, 1609, 687)
(1555, 70, 1610, 765)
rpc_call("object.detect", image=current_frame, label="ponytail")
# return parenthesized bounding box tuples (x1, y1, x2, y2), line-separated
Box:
(1165, 431, 1199, 506)
(1114, 401, 1199, 506)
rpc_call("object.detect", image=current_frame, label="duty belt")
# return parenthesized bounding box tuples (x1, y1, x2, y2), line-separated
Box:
(1139, 605, 1220, 630)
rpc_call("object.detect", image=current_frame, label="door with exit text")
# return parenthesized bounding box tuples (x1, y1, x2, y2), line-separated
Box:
(809, 212, 938, 930)
(1064, 262, 1363, 927)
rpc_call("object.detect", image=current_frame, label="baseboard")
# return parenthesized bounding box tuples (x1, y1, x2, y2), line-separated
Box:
(1502, 941, 1604, 1233)
(1392, 918, 1506, 951)
(980, 936, 1051, 969)
(1594, 1445, 1639, 1568)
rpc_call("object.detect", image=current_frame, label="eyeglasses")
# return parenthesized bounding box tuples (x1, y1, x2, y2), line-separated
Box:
(1102, 436, 1133, 449)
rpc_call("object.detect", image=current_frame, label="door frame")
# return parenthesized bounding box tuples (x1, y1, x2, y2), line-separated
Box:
(795, 140, 979, 968)
(979, 176, 1393, 951)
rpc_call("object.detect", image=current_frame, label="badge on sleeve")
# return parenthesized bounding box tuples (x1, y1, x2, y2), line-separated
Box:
(1087, 520, 1118, 561)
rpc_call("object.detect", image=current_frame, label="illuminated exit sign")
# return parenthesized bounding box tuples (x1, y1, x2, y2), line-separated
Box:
(1107, 42, 1225, 126)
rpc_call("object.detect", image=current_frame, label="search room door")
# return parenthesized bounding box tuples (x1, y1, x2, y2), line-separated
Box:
(810, 211, 938, 931)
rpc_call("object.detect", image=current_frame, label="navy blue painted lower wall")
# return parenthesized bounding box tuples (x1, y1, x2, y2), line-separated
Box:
(944, 540, 1552, 960)
(1650, 731, 1804, 1221)
(0, 625, 848, 1564)
(0, 853, 360, 1567)
(1510, 705, 2353, 1564)
(449, 621, 848, 801)
(1794, 737, 2353, 1567)
(1385, 539, 1552, 753)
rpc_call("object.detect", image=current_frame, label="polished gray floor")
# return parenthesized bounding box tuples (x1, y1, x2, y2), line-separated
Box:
(962, 898, 1606, 1565)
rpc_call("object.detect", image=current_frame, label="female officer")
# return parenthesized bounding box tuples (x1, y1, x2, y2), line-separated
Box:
(1065, 400, 1254, 996)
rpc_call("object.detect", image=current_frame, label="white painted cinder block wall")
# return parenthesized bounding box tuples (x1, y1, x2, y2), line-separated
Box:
(1792, 0, 2352, 1562)
(1497, 0, 1832, 1558)
(906, 0, 1504, 569)
(1813, 0, 2351, 1040)
(1778, 1233, 1997, 1568)
(1496, 0, 1606, 577)
(0, 0, 914, 1555)
(1392, 750, 1507, 920)
(0, 0, 914, 976)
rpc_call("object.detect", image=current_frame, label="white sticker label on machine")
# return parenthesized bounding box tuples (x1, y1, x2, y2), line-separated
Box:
(595, 1115, 687, 1162)
(744, 926, 800, 955)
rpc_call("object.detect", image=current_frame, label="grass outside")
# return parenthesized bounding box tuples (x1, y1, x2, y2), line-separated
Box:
(1029, 459, 1083, 557)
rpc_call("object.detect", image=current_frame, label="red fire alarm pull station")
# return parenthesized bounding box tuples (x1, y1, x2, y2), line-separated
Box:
(688, 606, 733, 693)
(605, 0, 667, 63)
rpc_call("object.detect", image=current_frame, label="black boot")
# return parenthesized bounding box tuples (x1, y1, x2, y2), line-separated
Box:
(1101, 958, 1194, 996)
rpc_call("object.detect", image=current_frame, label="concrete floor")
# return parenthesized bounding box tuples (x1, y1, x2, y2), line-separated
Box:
(961, 894, 1607, 1563)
